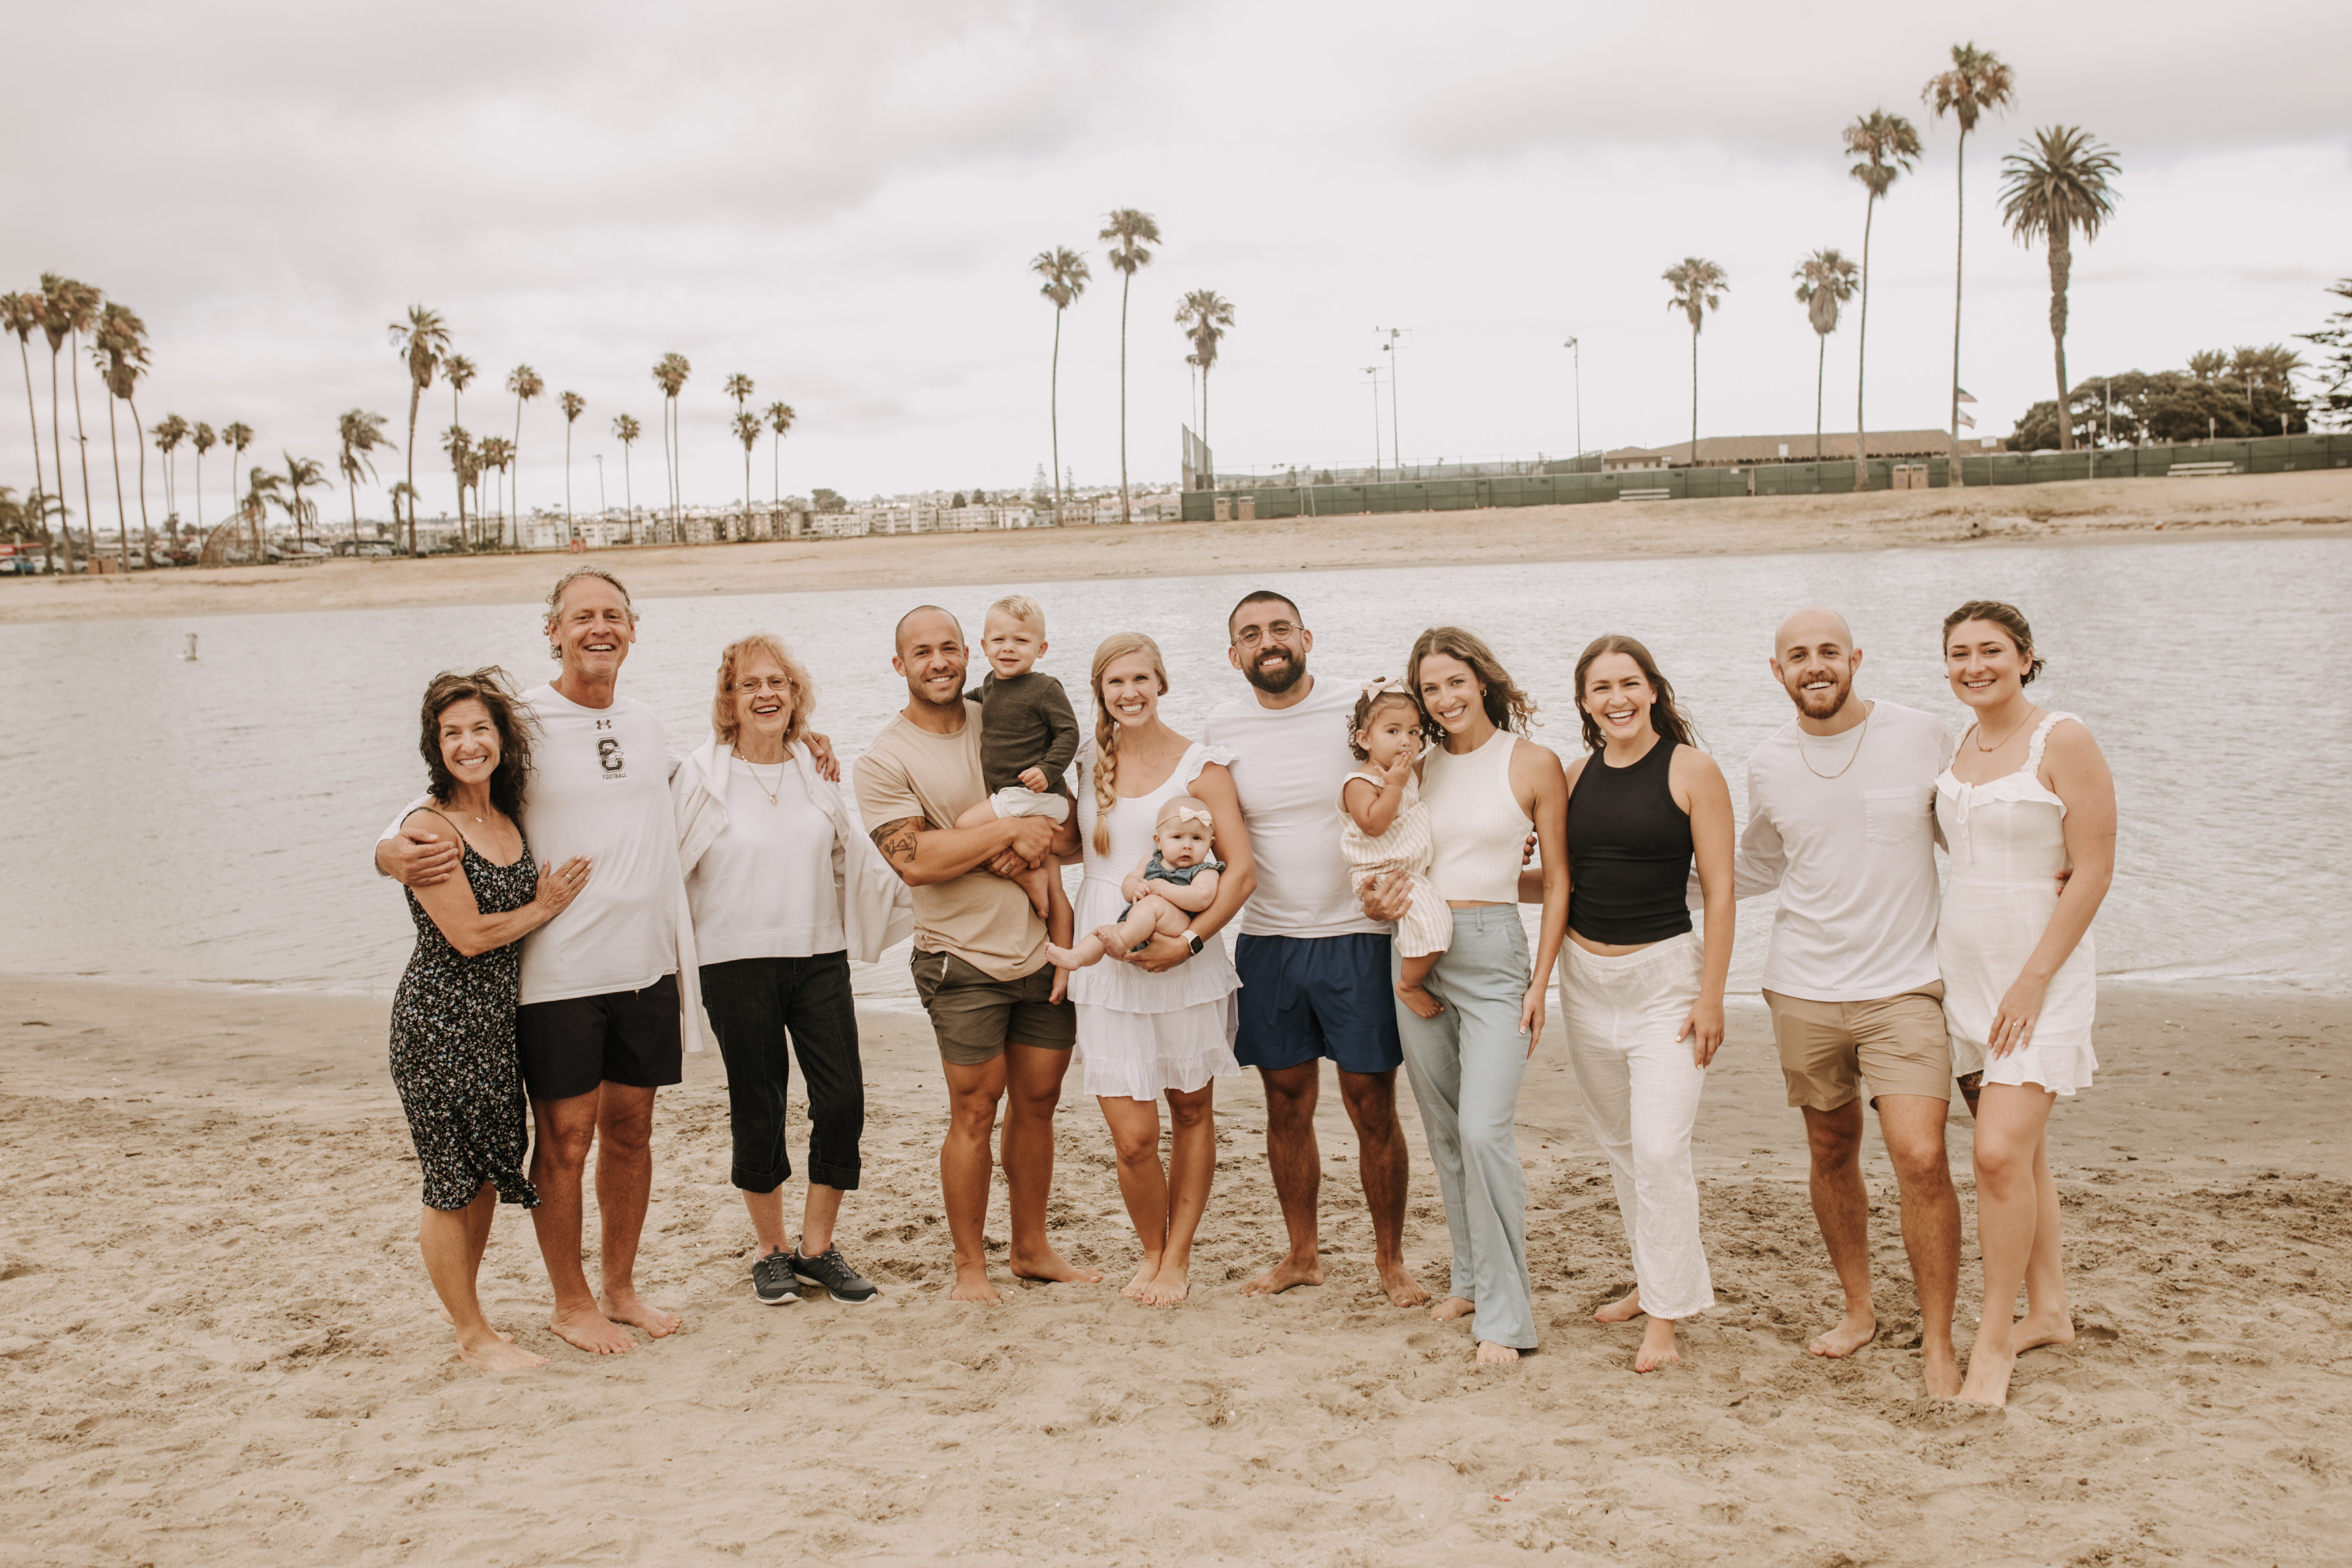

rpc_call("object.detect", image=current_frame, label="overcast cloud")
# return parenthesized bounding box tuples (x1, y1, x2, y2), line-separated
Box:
(5, 0, 2346, 527)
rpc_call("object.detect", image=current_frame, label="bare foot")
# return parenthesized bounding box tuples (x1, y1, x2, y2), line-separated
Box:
(948, 1263, 1001, 1303)
(548, 1303, 636, 1355)
(1009, 1247, 1104, 1285)
(1635, 1317, 1680, 1372)
(1593, 1288, 1643, 1324)
(1394, 982, 1443, 1020)
(2013, 1308, 2076, 1354)
(1139, 1262, 1190, 1307)
(456, 1335, 547, 1372)
(1954, 1343, 2016, 1407)
(1923, 1341, 1963, 1399)
(1241, 1255, 1324, 1296)
(1808, 1309, 1878, 1358)
(1476, 1339, 1521, 1365)
(1121, 1259, 1161, 1301)
(1430, 1295, 1475, 1323)
(601, 1286, 680, 1339)
(1376, 1258, 1432, 1308)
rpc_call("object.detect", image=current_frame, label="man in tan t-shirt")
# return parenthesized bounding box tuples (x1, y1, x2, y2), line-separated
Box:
(854, 604, 1099, 1303)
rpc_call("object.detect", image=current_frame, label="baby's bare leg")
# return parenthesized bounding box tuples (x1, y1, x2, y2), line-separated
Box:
(1395, 949, 1444, 1019)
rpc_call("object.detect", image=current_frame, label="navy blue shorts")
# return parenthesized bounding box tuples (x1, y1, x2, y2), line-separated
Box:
(1232, 933, 1403, 1076)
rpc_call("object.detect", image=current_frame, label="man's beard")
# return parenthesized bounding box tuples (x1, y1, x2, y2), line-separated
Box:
(1789, 671, 1852, 721)
(1245, 647, 1306, 695)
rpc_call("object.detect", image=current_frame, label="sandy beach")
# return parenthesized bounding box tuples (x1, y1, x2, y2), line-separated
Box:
(2, 973, 2344, 1566)
(3, 470, 2346, 625)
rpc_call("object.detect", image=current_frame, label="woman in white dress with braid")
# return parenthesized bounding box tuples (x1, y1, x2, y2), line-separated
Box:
(1934, 600, 2115, 1407)
(1070, 631, 1256, 1306)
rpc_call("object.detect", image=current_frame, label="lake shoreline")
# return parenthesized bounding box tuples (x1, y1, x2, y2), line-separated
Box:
(5, 468, 2346, 625)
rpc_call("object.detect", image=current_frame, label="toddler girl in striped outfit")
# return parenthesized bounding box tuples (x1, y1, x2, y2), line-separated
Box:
(1340, 679, 1453, 1019)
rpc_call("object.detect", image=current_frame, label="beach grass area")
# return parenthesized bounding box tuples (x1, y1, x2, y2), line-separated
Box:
(1, 974, 2344, 1565)
(4, 469, 2346, 626)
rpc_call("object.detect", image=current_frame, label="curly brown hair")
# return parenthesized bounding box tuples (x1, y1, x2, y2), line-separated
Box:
(419, 666, 535, 820)
(1406, 626, 1538, 740)
(1347, 686, 1422, 761)
(1941, 600, 2045, 685)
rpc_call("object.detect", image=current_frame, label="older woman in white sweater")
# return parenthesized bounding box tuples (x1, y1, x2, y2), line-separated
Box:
(674, 633, 911, 1308)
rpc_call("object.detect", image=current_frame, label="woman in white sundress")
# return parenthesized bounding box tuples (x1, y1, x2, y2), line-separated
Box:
(1934, 600, 2114, 1408)
(1070, 631, 1256, 1307)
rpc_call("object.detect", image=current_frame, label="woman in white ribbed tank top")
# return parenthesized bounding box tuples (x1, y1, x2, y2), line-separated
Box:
(1396, 626, 1569, 1365)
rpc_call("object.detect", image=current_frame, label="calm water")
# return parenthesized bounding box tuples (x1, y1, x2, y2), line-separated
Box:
(3, 535, 2346, 1001)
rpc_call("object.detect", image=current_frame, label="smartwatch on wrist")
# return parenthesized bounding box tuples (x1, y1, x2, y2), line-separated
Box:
(1183, 929, 1205, 957)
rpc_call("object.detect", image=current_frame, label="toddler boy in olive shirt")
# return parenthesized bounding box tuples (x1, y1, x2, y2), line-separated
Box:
(953, 595, 1079, 923)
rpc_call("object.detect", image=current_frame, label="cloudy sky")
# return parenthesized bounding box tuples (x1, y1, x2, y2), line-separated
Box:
(6, 0, 2346, 526)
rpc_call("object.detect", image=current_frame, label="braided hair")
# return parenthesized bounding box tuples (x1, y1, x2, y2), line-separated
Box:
(1088, 631, 1171, 855)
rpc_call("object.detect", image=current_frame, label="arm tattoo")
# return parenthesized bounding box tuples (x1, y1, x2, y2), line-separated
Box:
(870, 817, 927, 867)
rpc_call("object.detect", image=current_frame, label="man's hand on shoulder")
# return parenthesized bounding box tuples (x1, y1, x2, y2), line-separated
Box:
(380, 821, 461, 889)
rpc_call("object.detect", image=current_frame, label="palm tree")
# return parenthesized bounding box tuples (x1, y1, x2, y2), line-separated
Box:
(2000, 126, 2121, 452)
(652, 353, 690, 541)
(444, 355, 477, 541)
(336, 408, 393, 551)
(1662, 258, 1729, 454)
(1793, 249, 1860, 460)
(1844, 110, 1923, 488)
(764, 401, 795, 522)
(223, 422, 256, 557)
(0, 292, 50, 569)
(274, 454, 328, 552)
(1098, 209, 1161, 525)
(478, 437, 513, 539)
(387, 480, 417, 546)
(190, 421, 216, 542)
(612, 413, 642, 543)
(1030, 246, 1090, 522)
(441, 426, 475, 545)
(92, 302, 152, 566)
(1173, 288, 1236, 456)
(731, 410, 761, 537)
(387, 306, 449, 557)
(1924, 44, 2016, 484)
(244, 466, 281, 556)
(2187, 349, 2229, 384)
(151, 413, 189, 546)
(504, 364, 542, 548)
(559, 390, 585, 532)
(38, 275, 102, 568)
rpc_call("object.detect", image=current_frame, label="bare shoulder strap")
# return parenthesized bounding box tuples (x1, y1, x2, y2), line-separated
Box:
(409, 805, 473, 858)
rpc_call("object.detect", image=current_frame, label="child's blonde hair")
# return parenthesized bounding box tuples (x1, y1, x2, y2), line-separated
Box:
(987, 595, 1045, 633)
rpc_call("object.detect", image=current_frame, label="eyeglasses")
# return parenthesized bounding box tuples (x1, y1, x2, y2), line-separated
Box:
(1232, 621, 1298, 648)
(735, 676, 794, 694)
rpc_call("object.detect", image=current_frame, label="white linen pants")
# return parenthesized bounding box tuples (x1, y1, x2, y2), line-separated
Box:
(1561, 932, 1715, 1322)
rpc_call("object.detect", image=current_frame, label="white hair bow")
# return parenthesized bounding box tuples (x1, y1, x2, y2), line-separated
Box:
(1165, 804, 1213, 826)
(1360, 676, 1410, 702)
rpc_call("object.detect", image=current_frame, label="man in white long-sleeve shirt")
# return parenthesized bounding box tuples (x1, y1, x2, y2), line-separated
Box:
(1734, 606, 1964, 1398)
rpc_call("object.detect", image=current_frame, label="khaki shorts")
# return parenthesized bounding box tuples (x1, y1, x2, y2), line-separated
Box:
(1764, 983, 1950, 1110)
(910, 949, 1076, 1066)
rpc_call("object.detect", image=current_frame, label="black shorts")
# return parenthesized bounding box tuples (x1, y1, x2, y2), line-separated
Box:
(516, 973, 684, 1101)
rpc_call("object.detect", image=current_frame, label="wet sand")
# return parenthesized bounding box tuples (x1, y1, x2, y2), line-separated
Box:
(3, 469, 2346, 626)
(1, 973, 2344, 1565)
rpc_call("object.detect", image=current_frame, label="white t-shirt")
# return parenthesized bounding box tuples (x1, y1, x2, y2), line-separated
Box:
(1205, 675, 1386, 940)
(687, 752, 846, 966)
(1734, 699, 1955, 1002)
(514, 684, 682, 1005)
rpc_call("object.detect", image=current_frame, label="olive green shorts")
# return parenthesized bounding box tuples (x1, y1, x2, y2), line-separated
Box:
(910, 949, 1076, 1066)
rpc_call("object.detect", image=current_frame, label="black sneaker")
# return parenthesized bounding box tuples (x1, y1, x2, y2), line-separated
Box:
(789, 1245, 879, 1304)
(752, 1248, 801, 1305)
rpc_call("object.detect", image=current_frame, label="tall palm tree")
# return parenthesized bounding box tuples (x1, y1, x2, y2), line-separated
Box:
(504, 364, 542, 548)
(1030, 246, 1090, 523)
(559, 390, 584, 532)
(731, 410, 761, 537)
(337, 408, 393, 550)
(1662, 258, 1729, 453)
(190, 421, 216, 542)
(2187, 349, 2228, 384)
(92, 302, 152, 566)
(724, 374, 755, 534)
(764, 401, 795, 520)
(151, 413, 189, 545)
(652, 353, 690, 541)
(1793, 249, 1860, 460)
(274, 454, 328, 552)
(2000, 126, 2121, 453)
(444, 355, 477, 542)
(1098, 209, 1161, 525)
(612, 413, 642, 544)
(0, 291, 50, 568)
(441, 426, 474, 546)
(244, 466, 281, 557)
(1173, 288, 1236, 457)
(387, 306, 449, 557)
(1924, 44, 2015, 484)
(1844, 110, 1922, 488)
(478, 437, 512, 539)
(386, 480, 417, 546)
(223, 422, 256, 557)
(38, 275, 102, 567)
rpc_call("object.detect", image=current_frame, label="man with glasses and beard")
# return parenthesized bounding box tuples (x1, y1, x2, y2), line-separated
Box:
(1201, 591, 1430, 1308)
(1734, 607, 1965, 1397)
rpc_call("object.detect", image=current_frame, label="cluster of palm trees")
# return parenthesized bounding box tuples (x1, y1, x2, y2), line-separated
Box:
(1662, 43, 2123, 488)
(1029, 208, 1234, 525)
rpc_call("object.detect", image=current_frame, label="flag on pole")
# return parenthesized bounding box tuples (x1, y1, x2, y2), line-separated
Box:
(1957, 409, 1976, 428)
(1956, 387, 1978, 404)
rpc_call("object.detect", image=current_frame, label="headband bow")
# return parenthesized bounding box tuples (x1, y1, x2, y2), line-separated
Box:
(1164, 804, 1213, 826)
(1360, 676, 1411, 702)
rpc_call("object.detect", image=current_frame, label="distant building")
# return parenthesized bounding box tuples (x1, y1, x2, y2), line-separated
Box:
(1603, 447, 1667, 472)
(1645, 429, 1955, 467)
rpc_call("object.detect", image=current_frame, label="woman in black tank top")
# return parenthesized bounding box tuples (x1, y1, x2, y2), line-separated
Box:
(1557, 635, 1736, 1375)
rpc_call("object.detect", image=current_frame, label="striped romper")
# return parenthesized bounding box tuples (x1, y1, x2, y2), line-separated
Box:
(1338, 769, 1454, 960)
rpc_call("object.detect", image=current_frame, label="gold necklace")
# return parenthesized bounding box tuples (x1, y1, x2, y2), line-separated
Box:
(1797, 707, 1870, 780)
(1972, 707, 2038, 753)
(737, 749, 786, 805)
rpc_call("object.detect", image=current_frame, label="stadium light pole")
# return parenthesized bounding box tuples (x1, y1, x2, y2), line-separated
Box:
(1563, 336, 1583, 460)
(1376, 327, 1406, 476)
(1363, 366, 1384, 480)
(593, 454, 606, 518)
